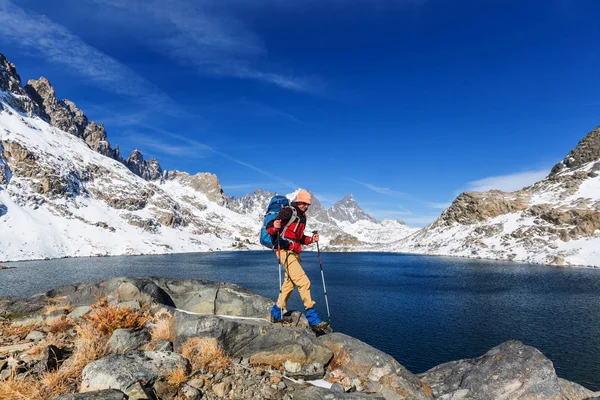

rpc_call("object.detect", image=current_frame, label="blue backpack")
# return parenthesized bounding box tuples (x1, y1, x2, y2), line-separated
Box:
(260, 195, 298, 249)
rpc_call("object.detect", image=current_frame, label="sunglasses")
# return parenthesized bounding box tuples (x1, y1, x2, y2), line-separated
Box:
(297, 202, 310, 206)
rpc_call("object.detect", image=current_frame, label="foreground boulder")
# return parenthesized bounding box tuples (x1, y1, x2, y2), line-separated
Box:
(320, 332, 433, 399)
(419, 340, 598, 400)
(173, 310, 332, 375)
(80, 351, 189, 398)
(0, 277, 273, 318)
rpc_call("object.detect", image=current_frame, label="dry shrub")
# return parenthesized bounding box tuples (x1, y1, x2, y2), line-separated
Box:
(82, 297, 149, 336)
(0, 370, 71, 400)
(44, 296, 73, 315)
(0, 321, 40, 338)
(167, 366, 188, 386)
(47, 315, 73, 334)
(62, 322, 108, 378)
(147, 308, 174, 346)
(180, 337, 230, 373)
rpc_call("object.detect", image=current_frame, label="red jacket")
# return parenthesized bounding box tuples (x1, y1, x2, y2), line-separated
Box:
(266, 204, 312, 253)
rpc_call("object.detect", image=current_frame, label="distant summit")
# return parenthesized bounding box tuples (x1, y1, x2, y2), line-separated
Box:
(328, 194, 376, 223)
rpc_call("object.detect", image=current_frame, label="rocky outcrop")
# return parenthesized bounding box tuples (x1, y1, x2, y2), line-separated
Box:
(330, 232, 361, 246)
(125, 149, 162, 181)
(433, 191, 529, 227)
(24, 78, 121, 160)
(328, 194, 377, 223)
(321, 333, 433, 399)
(419, 340, 598, 400)
(0, 142, 11, 186)
(0, 53, 40, 115)
(226, 188, 273, 215)
(551, 126, 600, 176)
(164, 170, 226, 205)
(25, 78, 88, 139)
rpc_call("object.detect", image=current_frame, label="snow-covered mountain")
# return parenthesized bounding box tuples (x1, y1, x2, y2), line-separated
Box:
(0, 53, 414, 262)
(392, 127, 600, 267)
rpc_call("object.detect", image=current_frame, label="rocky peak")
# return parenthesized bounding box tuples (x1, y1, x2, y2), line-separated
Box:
(327, 194, 376, 223)
(126, 149, 163, 181)
(226, 188, 274, 215)
(550, 126, 600, 176)
(25, 77, 88, 138)
(164, 170, 226, 205)
(303, 191, 332, 224)
(550, 126, 600, 177)
(0, 53, 40, 115)
(0, 53, 23, 94)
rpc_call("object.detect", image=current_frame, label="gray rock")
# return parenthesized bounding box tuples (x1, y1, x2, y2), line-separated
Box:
(420, 340, 568, 400)
(68, 306, 91, 319)
(25, 330, 45, 341)
(293, 386, 384, 399)
(154, 277, 272, 317)
(284, 361, 325, 380)
(51, 389, 127, 399)
(155, 339, 173, 352)
(180, 383, 203, 399)
(174, 311, 332, 369)
(320, 332, 432, 399)
(81, 351, 189, 397)
(558, 377, 600, 400)
(11, 315, 45, 326)
(213, 381, 232, 398)
(0, 295, 47, 316)
(107, 329, 151, 354)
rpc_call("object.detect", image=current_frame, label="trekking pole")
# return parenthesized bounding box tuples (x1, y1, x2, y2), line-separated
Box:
(276, 233, 284, 321)
(312, 230, 331, 323)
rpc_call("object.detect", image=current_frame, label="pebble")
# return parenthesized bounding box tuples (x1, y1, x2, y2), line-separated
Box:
(212, 381, 231, 398)
(25, 330, 45, 341)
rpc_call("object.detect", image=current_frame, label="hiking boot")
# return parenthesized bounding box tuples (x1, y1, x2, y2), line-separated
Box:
(311, 321, 332, 336)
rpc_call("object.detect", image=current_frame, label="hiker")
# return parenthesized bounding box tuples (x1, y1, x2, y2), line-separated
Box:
(265, 191, 330, 332)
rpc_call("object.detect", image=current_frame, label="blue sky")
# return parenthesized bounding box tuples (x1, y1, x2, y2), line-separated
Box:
(1, 0, 599, 226)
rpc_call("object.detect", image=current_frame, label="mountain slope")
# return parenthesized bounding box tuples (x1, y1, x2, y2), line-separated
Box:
(393, 127, 600, 267)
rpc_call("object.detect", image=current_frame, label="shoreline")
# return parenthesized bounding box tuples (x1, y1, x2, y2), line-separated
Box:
(2, 247, 599, 269)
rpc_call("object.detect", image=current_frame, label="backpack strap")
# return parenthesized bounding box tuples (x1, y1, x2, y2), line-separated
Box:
(281, 206, 299, 237)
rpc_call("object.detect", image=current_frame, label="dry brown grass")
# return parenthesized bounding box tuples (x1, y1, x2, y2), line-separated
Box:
(0, 369, 71, 400)
(167, 366, 189, 387)
(0, 321, 41, 338)
(64, 323, 108, 377)
(44, 296, 73, 316)
(82, 297, 149, 336)
(146, 308, 174, 348)
(180, 337, 230, 373)
(47, 315, 73, 334)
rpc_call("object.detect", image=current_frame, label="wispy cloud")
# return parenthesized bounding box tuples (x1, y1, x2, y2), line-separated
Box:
(426, 202, 451, 209)
(465, 169, 549, 192)
(351, 179, 406, 197)
(125, 122, 300, 189)
(86, 0, 320, 93)
(123, 133, 206, 158)
(0, 0, 175, 111)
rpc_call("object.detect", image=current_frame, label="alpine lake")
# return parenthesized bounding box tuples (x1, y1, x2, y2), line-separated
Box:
(2, 251, 600, 391)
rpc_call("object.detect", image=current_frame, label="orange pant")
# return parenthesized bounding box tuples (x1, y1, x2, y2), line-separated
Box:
(276, 249, 316, 310)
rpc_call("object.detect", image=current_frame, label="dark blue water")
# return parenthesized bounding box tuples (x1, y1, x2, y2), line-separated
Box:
(2, 251, 600, 390)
